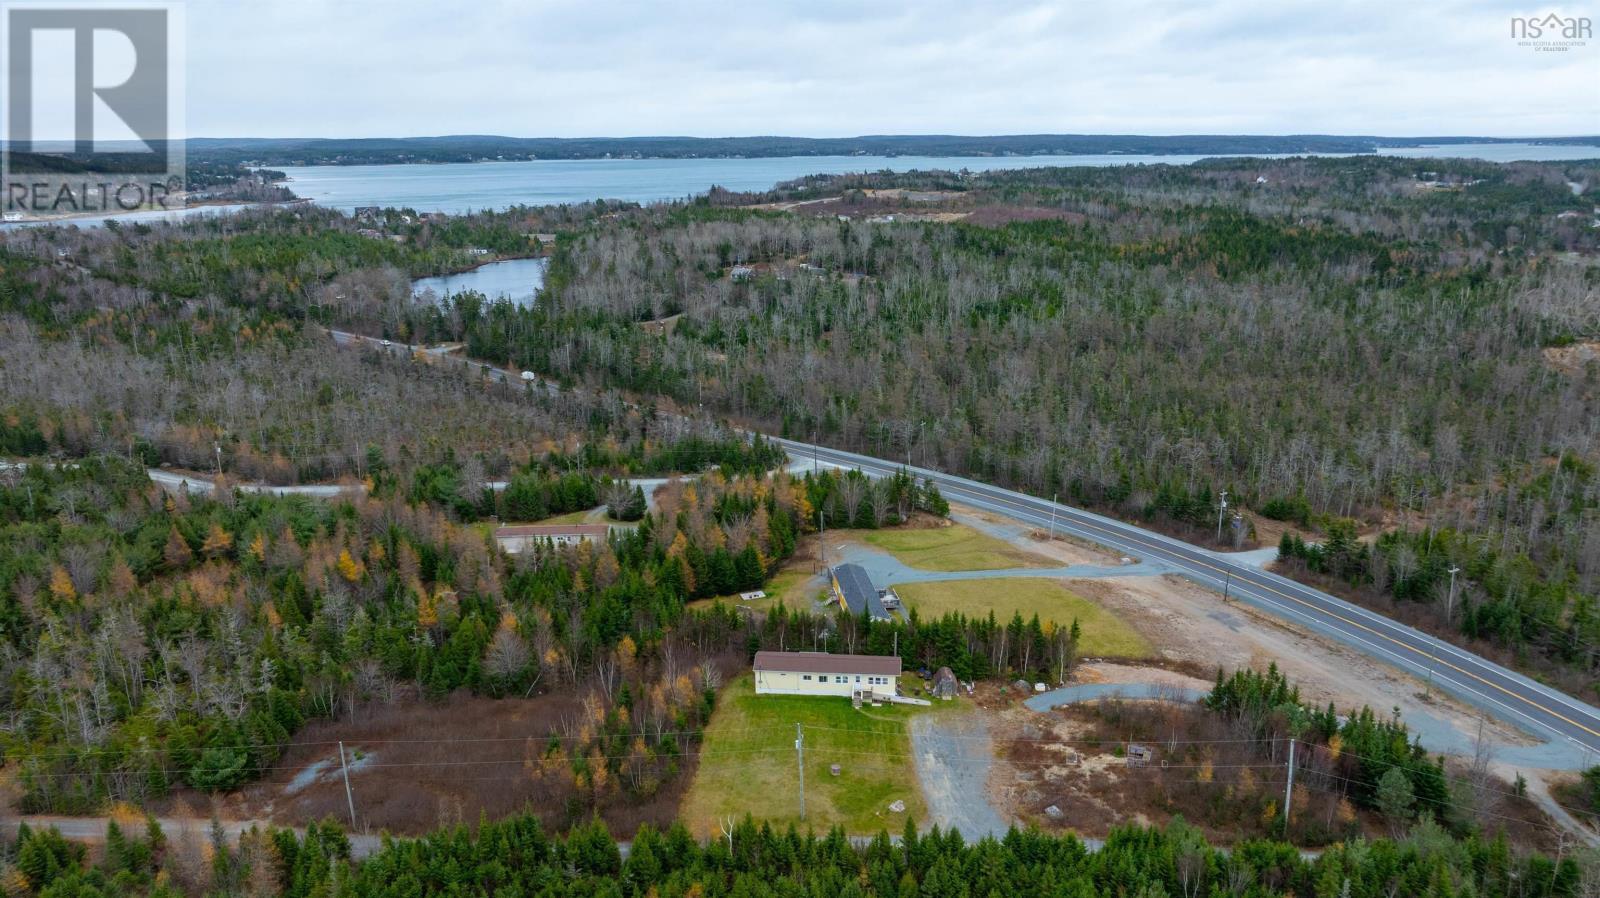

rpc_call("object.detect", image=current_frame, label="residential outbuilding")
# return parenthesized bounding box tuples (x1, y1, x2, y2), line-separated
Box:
(753, 651, 901, 699)
(830, 563, 892, 621)
(494, 523, 609, 553)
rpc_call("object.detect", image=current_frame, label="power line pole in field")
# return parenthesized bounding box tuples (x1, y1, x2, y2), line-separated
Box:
(795, 723, 806, 820)
(1282, 737, 1295, 837)
(338, 741, 358, 830)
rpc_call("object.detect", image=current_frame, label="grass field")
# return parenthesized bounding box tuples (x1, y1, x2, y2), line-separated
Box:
(536, 508, 595, 526)
(895, 577, 1152, 658)
(680, 674, 929, 835)
(862, 523, 1052, 571)
(684, 564, 824, 613)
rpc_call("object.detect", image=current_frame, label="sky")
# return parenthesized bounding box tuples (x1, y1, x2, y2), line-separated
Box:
(176, 0, 1599, 138)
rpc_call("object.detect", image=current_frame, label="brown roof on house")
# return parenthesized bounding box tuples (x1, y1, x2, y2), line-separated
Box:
(753, 651, 902, 676)
(494, 524, 610, 538)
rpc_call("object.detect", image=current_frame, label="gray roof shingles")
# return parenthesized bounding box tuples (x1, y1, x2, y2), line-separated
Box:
(832, 563, 890, 620)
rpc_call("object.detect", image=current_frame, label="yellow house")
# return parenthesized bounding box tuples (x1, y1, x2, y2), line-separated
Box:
(753, 651, 901, 699)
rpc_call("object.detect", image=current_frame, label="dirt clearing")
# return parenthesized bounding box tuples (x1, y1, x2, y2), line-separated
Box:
(1065, 574, 1533, 750)
(908, 711, 1008, 839)
(207, 691, 693, 838)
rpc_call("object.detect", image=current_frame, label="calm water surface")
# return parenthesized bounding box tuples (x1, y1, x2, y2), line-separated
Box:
(7, 144, 1595, 229)
(412, 257, 547, 306)
(279, 144, 1600, 214)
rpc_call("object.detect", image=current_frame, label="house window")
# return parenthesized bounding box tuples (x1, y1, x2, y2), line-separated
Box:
(855, 675, 862, 683)
(802, 675, 812, 681)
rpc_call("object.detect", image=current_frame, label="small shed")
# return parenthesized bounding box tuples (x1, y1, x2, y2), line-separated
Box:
(1126, 743, 1153, 767)
(931, 667, 958, 700)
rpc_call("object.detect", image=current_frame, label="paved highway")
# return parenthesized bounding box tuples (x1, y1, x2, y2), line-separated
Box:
(772, 437, 1600, 766)
(321, 329, 1600, 762)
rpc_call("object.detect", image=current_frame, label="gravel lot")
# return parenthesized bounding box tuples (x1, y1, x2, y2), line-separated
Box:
(908, 712, 1009, 839)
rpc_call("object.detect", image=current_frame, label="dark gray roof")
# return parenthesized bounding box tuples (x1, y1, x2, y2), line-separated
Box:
(832, 563, 890, 620)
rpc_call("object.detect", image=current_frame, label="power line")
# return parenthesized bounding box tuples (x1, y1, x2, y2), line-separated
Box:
(8, 724, 796, 762)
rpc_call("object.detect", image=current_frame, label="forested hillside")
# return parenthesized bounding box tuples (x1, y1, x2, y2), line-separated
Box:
(396, 156, 1600, 684)
(0, 203, 626, 481)
(2, 155, 1598, 891)
(0, 454, 817, 817)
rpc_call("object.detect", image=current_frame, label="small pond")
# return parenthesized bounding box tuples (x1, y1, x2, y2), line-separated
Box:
(412, 257, 547, 307)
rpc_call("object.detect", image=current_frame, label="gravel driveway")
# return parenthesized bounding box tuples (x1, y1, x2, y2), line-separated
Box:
(909, 712, 1009, 839)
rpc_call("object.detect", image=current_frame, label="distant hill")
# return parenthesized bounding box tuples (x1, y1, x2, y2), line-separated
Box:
(180, 133, 1600, 166)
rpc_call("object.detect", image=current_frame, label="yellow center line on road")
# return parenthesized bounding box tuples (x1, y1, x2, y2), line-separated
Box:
(825, 448, 1600, 744)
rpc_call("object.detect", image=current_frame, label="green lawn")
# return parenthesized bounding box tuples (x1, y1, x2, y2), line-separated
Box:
(681, 674, 928, 835)
(895, 577, 1152, 658)
(862, 524, 1051, 572)
(535, 508, 595, 526)
(685, 564, 825, 613)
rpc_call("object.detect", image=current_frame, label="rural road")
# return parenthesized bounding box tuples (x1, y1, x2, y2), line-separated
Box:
(771, 436, 1600, 769)
(23, 332, 1600, 765)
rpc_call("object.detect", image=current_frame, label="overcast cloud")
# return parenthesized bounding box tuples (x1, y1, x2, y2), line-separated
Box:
(184, 0, 1599, 138)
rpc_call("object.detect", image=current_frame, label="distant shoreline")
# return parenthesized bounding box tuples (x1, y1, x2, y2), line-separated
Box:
(191, 134, 1600, 169)
(0, 197, 310, 229)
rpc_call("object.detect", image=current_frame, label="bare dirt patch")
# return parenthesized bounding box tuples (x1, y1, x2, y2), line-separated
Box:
(860, 189, 964, 203)
(985, 698, 1559, 851)
(1063, 575, 1532, 750)
(1544, 340, 1600, 378)
(639, 313, 682, 336)
(1241, 511, 1318, 551)
(1071, 662, 1213, 692)
(204, 691, 696, 839)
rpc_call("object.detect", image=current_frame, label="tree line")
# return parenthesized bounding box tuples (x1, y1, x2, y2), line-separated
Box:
(6, 809, 1592, 898)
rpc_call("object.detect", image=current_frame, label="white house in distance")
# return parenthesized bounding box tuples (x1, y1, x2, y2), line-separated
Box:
(753, 651, 901, 699)
(493, 523, 609, 553)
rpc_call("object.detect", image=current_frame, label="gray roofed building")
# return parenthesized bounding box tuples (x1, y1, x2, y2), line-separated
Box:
(830, 563, 891, 621)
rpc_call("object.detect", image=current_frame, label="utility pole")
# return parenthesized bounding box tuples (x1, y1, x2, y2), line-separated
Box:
(1049, 492, 1058, 540)
(795, 723, 806, 820)
(1216, 490, 1229, 544)
(1282, 737, 1295, 838)
(819, 508, 828, 572)
(1223, 569, 1232, 603)
(214, 443, 222, 478)
(812, 433, 818, 476)
(1446, 565, 1461, 623)
(893, 631, 898, 657)
(338, 741, 358, 830)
